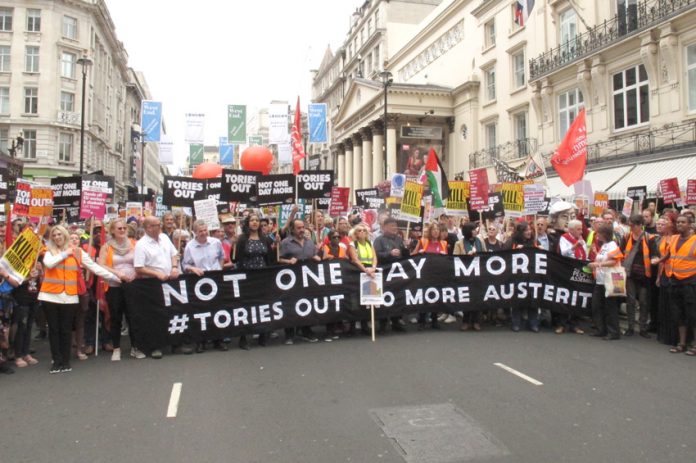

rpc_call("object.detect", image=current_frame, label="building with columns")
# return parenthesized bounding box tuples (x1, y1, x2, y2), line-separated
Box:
(0, 0, 160, 201)
(317, 0, 696, 200)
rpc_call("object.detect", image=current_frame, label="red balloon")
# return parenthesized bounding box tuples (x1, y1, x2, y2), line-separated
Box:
(240, 146, 274, 175)
(192, 162, 222, 179)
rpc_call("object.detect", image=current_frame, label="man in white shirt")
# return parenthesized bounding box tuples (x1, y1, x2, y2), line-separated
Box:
(134, 215, 187, 358)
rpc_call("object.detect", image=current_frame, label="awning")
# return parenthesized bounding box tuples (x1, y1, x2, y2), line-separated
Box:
(546, 165, 635, 198)
(607, 154, 696, 196)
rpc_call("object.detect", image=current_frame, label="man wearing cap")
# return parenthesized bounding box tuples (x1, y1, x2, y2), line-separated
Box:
(221, 216, 238, 249)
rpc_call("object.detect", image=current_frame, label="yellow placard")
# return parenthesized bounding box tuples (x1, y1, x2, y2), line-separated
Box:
(500, 182, 525, 215)
(0, 228, 41, 283)
(400, 181, 424, 221)
(593, 192, 609, 216)
(28, 187, 54, 218)
(446, 181, 470, 212)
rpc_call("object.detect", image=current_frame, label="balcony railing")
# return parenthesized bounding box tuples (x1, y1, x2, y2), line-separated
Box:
(541, 120, 696, 165)
(469, 138, 537, 169)
(529, 0, 696, 81)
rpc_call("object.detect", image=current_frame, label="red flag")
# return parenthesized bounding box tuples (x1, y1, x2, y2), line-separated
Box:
(291, 96, 306, 175)
(551, 108, 587, 186)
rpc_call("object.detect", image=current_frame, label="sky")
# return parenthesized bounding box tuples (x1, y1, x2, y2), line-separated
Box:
(105, 0, 360, 171)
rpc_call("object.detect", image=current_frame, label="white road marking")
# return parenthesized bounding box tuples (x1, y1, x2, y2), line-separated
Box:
(493, 363, 543, 386)
(166, 382, 182, 418)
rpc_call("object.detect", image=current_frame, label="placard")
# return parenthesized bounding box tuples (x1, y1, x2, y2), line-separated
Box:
(355, 188, 379, 208)
(523, 184, 546, 215)
(621, 197, 634, 218)
(80, 175, 114, 220)
(256, 174, 295, 206)
(220, 169, 259, 203)
(399, 181, 424, 223)
(296, 170, 333, 199)
(360, 271, 384, 306)
(391, 174, 406, 199)
(329, 187, 350, 216)
(686, 179, 696, 205)
(194, 198, 220, 230)
(481, 192, 505, 221)
(0, 168, 9, 202)
(659, 177, 680, 204)
(205, 178, 222, 203)
(162, 176, 207, 207)
(51, 176, 82, 224)
(468, 168, 489, 211)
(126, 202, 143, 218)
(500, 182, 525, 217)
(0, 228, 41, 284)
(592, 192, 609, 217)
(13, 180, 32, 217)
(626, 185, 647, 201)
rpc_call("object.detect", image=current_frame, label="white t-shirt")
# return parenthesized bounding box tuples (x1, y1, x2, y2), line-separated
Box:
(133, 233, 177, 275)
(595, 241, 620, 286)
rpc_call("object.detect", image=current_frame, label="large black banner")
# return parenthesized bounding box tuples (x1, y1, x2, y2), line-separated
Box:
(163, 176, 207, 207)
(220, 169, 259, 203)
(124, 250, 595, 350)
(296, 170, 333, 199)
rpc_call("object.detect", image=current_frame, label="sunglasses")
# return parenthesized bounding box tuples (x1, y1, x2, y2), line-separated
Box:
(330, 235, 340, 239)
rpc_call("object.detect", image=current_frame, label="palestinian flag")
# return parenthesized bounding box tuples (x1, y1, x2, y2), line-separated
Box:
(424, 148, 449, 208)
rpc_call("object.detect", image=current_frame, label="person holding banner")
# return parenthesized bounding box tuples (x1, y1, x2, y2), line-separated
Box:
(348, 224, 379, 335)
(39, 225, 120, 373)
(233, 214, 276, 349)
(454, 222, 485, 331)
(652, 213, 678, 346)
(412, 223, 448, 330)
(507, 222, 540, 332)
(556, 220, 587, 335)
(587, 224, 624, 341)
(323, 230, 349, 338)
(373, 218, 409, 333)
(98, 219, 143, 361)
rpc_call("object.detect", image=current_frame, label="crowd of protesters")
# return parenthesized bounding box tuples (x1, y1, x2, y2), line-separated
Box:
(0, 199, 694, 375)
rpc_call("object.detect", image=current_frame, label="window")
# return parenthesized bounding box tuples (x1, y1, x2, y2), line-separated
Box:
(0, 45, 10, 72)
(613, 64, 649, 130)
(62, 16, 77, 39)
(512, 50, 525, 89)
(25, 46, 39, 73)
(484, 20, 496, 48)
(367, 18, 372, 35)
(0, 128, 7, 153)
(0, 8, 12, 31)
(558, 88, 584, 138)
(26, 9, 40, 32)
(513, 112, 528, 156)
(617, 0, 638, 36)
(559, 9, 577, 57)
(485, 122, 497, 149)
(61, 52, 76, 78)
(24, 87, 38, 114)
(0, 87, 8, 114)
(373, 44, 380, 70)
(60, 91, 74, 112)
(23, 130, 36, 158)
(374, 9, 379, 28)
(688, 44, 696, 112)
(59, 133, 73, 162)
(484, 66, 496, 101)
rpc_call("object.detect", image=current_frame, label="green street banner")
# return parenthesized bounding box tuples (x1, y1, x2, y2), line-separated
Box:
(189, 144, 204, 167)
(228, 105, 247, 143)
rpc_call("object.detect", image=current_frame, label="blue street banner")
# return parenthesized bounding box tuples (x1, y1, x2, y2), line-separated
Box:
(219, 136, 234, 165)
(308, 103, 328, 143)
(140, 100, 162, 142)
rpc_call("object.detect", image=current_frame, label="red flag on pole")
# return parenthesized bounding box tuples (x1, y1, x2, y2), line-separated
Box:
(291, 97, 306, 175)
(551, 108, 587, 186)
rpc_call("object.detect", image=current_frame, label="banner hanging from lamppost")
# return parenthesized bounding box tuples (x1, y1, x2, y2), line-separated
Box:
(159, 135, 174, 164)
(308, 103, 328, 143)
(219, 136, 234, 165)
(227, 105, 246, 143)
(185, 112, 205, 144)
(189, 144, 204, 167)
(140, 100, 162, 142)
(268, 103, 289, 145)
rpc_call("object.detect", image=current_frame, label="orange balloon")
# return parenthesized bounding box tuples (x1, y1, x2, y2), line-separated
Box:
(240, 146, 274, 175)
(192, 162, 223, 179)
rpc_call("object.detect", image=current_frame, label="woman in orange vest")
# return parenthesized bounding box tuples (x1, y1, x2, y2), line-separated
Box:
(39, 225, 120, 374)
(98, 219, 140, 362)
(412, 222, 448, 330)
(323, 230, 349, 337)
(651, 213, 678, 346)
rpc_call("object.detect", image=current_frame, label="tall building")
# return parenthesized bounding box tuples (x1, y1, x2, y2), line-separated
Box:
(0, 0, 160, 201)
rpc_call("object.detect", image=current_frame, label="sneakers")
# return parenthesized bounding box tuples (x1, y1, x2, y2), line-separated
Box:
(60, 364, 72, 373)
(284, 338, 294, 345)
(15, 358, 28, 368)
(77, 351, 88, 361)
(298, 333, 319, 343)
(150, 349, 163, 359)
(130, 348, 146, 359)
(111, 348, 121, 362)
(443, 314, 457, 324)
(49, 363, 61, 374)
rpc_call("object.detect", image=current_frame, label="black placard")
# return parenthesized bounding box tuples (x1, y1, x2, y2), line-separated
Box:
(296, 170, 334, 199)
(355, 188, 379, 207)
(220, 169, 259, 203)
(162, 176, 207, 207)
(481, 192, 505, 221)
(626, 185, 647, 200)
(205, 178, 222, 203)
(0, 168, 8, 202)
(256, 174, 295, 206)
(51, 176, 82, 223)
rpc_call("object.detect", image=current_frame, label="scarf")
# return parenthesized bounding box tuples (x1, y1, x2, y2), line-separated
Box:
(107, 237, 132, 256)
(562, 232, 587, 260)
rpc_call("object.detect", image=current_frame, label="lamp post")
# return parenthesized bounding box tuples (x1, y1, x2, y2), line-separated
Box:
(7, 133, 24, 157)
(76, 56, 93, 175)
(379, 70, 393, 180)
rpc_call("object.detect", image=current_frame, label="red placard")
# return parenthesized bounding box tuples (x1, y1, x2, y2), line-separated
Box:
(659, 177, 680, 204)
(686, 179, 696, 205)
(13, 180, 31, 217)
(329, 187, 350, 217)
(468, 168, 490, 211)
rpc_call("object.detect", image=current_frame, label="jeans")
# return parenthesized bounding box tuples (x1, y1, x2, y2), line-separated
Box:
(626, 276, 650, 331)
(511, 307, 539, 330)
(44, 302, 78, 366)
(12, 302, 37, 358)
(592, 285, 620, 337)
(106, 286, 131, 349)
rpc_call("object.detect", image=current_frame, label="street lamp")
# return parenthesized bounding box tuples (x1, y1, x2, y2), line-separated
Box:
(379, 70, 393, 180)
(76, 55, 93, 175)
(7, 133, 23, 157)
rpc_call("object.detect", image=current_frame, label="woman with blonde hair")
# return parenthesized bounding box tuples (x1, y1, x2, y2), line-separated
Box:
(98, 219, 141, 361)
(39, 225, 120, 374)
(348, 223, 379, 335)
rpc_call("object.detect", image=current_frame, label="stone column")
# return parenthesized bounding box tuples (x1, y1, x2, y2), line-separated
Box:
(352, 133, 363, 194)
(386, 120, 397, 177)
(335, 144, 345, 188)
(361, 127, 373, 189)
(371, 121, 384, 183)
(343, 139, 353, 192)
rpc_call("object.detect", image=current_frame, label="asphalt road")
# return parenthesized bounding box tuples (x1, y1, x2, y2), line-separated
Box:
(2, 322, 695, 463)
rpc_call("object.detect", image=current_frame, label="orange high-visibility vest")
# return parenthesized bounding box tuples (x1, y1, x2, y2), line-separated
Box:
(322, 244, 346, 259)
(666, 234, 696, 280)
(658, 236, 671, 280)
(623, 233, 652, 277)
(101, 239, 136, 292)
(419, 238, 448, 254)
(40, 252, 81, 295)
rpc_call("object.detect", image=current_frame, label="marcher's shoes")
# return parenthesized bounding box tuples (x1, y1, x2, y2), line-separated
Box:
(603, 335, 621, 341)
(150, 349, 163, 359)
(130, 348, 146, 359)
(60, 364, 72, 372)
(639, 330, 651, 339)
(623, 328, 635, 337)
(49, 363, 61, 374)
(238, 338, 250, 351)
(111, 348, 121, 362)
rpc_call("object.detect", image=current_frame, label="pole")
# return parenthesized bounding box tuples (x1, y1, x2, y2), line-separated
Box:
(85, 217, 97, 357)
(383, 82, 388, 181)
(370, 304, 376, 342)
(140, 139, 146, 206)
(79, 66, 88, 175)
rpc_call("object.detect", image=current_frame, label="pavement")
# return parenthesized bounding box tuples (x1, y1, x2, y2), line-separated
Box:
(1, 322, 695, 463)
